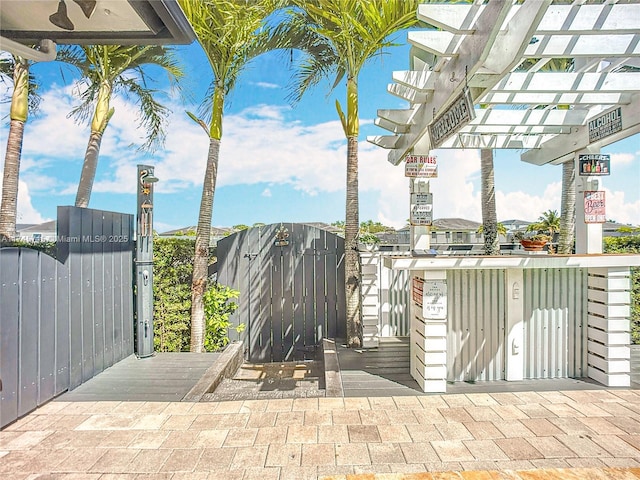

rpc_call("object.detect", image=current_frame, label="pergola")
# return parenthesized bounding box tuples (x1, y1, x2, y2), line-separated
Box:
(369, 0, 640, 393)
(368, 0, 639, 253)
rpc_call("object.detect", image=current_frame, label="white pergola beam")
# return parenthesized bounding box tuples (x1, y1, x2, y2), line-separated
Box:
(493, 72, 638, 93)
(377, 109, 414, 126)
(408, 31, 460, 58)
(367, 135, 400, 149)
(521, 95, 640, 165)
(479, 91, 631, 106)
(536, 4, 640, 35)
(442, 133, 555, 150)
(388, 1, 538, 165)
(416, 3, 483, 34)
(387, 83, 429, 104)
(392, 70, 436, 92)
(470, 108, 589, 127)
(524, 34, 640, 58)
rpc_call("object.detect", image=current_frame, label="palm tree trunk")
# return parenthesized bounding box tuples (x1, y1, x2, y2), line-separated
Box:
(75, 131, 103, 208)
(345, 134, 362, 348)
(559, 160, 575, 254)
(0, 58, 29, 242)
(481, 148, 500, 255)
(190, 137, 220, 352)
(0, 119, 25, 241)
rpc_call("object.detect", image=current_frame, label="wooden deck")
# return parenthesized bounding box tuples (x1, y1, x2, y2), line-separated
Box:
(336, 338, 640, 397)
(57, 352, 221, 402)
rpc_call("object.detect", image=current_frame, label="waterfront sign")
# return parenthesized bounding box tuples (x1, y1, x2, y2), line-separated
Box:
(423, 280, 447, 320)
(410, 193, 433, 226)
(405, 154, 438, 178)
(584, 191, 606, 223)
(579, 154, 610, 176)
(588, 107, 622, 143)
(428, 87, 475, 148)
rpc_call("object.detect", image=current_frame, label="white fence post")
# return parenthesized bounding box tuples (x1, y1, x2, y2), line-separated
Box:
(587, 267, 631, 387)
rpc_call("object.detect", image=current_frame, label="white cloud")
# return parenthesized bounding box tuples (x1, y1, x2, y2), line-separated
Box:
(0, 170, 48, 224)
(610, 152, 635, 166)
(253, 81, 280, 89)
(4, 85, 639, 229)
(261, 188, 272, 197)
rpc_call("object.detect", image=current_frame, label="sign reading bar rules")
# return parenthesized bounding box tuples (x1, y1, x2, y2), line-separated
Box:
(410, 193, 433, 226)
(405, 155, 437, 178)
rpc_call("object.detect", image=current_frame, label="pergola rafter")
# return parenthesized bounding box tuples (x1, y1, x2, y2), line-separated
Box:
(368, 0, 640, 167)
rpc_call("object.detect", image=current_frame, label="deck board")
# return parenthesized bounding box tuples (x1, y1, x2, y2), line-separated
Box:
(56, 352, 221, 402)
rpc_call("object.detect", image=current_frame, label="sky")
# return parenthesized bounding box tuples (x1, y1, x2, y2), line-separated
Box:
(1, 37, 639, 234)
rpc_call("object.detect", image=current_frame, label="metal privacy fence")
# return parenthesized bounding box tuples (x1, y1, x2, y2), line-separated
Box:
(0, 207, 134, 428)
(217, 223, 345, 363)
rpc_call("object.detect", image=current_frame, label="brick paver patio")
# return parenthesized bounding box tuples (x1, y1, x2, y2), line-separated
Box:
(1, 389, 639, 478)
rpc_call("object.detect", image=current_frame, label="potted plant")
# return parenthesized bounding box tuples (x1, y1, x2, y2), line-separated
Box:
(515, 231, 551, 251)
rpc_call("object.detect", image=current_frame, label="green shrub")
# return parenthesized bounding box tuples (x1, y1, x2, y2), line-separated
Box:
(153, 238, 195, 352)
(0, 240, 57, 258)
(604, 235, 640, 344)
(203, 283, 244, 352)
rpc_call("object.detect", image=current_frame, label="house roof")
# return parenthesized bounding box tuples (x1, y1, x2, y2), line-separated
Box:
(432, 218, 482, 231)
(18, 220, 57, 233)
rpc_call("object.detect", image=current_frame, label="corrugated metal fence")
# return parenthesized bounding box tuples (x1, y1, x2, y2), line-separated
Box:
(0, 207, 134, 428)
(523, 267, 588, 379)
(445, 267, 588, 383)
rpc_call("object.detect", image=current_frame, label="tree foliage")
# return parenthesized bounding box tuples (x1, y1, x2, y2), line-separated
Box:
(203, 283, 243, 352)
(153, 238, 195, 352)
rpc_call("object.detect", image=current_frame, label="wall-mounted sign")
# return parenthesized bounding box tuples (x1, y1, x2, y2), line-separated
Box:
(428, 87, 475, 149)
(423, 280, 447, 320)
(410, 193, 433, 226)
(579, 154, 610, 176)
(405, 154, 438, 178)
(584, 191, 606, 223)
(588, 107, 622, 143)
(412, 277, 424, 307)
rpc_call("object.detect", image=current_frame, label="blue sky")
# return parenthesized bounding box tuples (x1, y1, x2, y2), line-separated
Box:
(1, 37, 639, 233)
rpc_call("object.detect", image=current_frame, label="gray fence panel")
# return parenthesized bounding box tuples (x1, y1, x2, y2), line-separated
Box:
(102, 211, 115, 369)
(19, 250, 39, 417)
(55, 258, 70, 396)
(218, 223, 344, 363)
(38, 254, 57, 404)
(1, 207, 133, 428)
(93, 212, 105, 375)
(1, 248, 20, 426)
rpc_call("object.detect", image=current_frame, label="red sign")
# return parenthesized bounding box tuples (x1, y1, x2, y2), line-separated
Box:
(412, 277, 424, 306)
(584, 191, 606, 223)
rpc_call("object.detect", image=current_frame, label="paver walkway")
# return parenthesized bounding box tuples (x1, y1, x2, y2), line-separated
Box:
(2, 388, 639, 478)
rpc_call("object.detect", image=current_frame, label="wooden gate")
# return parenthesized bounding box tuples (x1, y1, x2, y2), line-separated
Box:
(217, 223, 345, 363)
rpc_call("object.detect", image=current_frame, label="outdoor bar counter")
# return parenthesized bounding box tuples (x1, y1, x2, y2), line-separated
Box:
(383, 253, 640, 393)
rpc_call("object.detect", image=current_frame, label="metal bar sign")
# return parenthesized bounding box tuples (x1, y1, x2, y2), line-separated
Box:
(423, 280, 447, 320)
(588, 107, 622, 143)
(405, 154, 438, 178)
(410, 193, 433, 226)
(579, 154, 610, 176)
(584, 191, 606, 223)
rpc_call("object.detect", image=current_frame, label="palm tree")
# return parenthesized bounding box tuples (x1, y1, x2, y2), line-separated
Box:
(282, 0, 420, 347)
(0, 55, 41, 241)
(558, 161, 575, 253)
(57, 45, 183, 208)
(178, 0, 285, 352)
(481, 149, 500, 255)
(529, 209, 561, 238)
